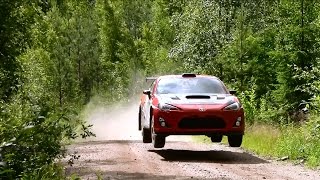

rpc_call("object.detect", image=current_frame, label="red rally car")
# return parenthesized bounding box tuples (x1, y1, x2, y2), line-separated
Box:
(138, 73, 245, 148)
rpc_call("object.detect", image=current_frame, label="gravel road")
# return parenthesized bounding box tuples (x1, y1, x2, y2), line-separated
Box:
(65, 103, 320, 180)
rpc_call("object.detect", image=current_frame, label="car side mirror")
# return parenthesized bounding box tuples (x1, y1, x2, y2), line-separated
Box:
(143, 90, 151, 98)
(229, 90, 237, 95)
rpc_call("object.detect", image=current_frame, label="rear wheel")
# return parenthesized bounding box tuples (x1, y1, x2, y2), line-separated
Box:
(210, 135, 223, 143)
(227, 135, 243, 147)
(151, 116, 165, 148)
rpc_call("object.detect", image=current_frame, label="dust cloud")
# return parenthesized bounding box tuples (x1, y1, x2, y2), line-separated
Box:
(85, 102, 141, 141)
(83, 99, 192, 142)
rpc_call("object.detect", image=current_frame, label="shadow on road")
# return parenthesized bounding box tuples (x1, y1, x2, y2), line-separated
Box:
(149, 149, 268, 164)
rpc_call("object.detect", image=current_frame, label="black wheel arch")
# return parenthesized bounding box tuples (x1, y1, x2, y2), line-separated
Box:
(149, 107, 154, 127)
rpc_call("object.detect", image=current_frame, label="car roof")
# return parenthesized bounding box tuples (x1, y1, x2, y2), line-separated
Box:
(145, 74, 221, 84)
(157, 74, 219, 80)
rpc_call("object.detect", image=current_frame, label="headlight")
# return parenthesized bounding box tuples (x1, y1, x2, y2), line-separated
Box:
(224, 102, 241, 111)
(158, 103, 180, 111)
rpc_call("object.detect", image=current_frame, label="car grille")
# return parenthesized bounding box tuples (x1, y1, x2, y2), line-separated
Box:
(178, 117, 226, 129)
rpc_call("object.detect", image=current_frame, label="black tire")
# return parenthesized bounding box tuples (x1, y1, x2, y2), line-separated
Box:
(152, 134, 166, 148)
(151, 115, 165, 148)
(227, 135, 243, 147)
(211, 135, 223, 143)
(142, 127, 152, 143)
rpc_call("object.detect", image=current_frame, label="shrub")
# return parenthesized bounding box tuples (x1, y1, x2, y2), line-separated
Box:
(0, 91, 93, 179)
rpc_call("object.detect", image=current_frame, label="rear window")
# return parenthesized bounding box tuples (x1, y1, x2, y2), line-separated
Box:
(156, 77, 227, 94)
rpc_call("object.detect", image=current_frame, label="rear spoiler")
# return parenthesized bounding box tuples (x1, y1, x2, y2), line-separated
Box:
(145, 77, 157, 82)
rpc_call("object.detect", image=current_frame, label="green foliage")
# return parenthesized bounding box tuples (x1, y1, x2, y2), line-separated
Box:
(20, 163, 66, 180)
(271, 0, 320, 112)
(170, 0, 223, 74)
(0, 0, 36, 101)
(1, 0, 121, 178)
(0, 0, 161, 178)
(237, 81, 257, 124)
(0, 89, 85, 178)
(139, 0, 180, 76)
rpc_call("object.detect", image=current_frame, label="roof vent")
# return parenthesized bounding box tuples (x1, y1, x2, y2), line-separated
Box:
(182, 73, 196, 78)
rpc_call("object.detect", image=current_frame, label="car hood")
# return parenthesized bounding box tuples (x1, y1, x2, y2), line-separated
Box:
(156, 94, 234, 105)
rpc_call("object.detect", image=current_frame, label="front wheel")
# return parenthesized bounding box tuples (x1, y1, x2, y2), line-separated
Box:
(152, 134, 165, 148)
(227, 135, 243, 147)
(151, 116, 165, 148)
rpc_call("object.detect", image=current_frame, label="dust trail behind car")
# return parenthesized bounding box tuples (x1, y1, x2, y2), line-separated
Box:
(83, 100, 191, 142)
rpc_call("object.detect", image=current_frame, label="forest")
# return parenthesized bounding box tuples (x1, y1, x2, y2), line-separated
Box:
(1, 0, 320, 179)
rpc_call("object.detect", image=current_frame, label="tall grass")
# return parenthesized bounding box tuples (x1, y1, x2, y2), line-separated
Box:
(276, 116, 320, 167)
(241, 119, 320, 167)
(242, 124, 279, 157)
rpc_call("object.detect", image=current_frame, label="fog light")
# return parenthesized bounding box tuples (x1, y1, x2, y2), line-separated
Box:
(159, 117, 166, 127)
(234, 117, 241, 127)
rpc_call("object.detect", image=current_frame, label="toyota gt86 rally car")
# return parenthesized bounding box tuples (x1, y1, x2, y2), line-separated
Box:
(138, 73, 244, 148)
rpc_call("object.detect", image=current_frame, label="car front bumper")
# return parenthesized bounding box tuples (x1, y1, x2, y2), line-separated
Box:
(152, 107, 245, 136)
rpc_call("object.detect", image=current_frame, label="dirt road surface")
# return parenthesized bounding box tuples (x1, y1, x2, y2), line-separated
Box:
(65, 103, 320, 180)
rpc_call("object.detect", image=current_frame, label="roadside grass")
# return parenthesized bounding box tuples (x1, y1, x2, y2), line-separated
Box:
(241, 124, 279, 157)
(193, 119, 320, 168)
(276, 120, 320, 167)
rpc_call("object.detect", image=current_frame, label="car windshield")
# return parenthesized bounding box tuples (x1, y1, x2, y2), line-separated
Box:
(156, 77, 227, 94)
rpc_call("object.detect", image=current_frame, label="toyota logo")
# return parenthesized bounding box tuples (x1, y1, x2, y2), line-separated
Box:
(199, 107, 206, 112)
